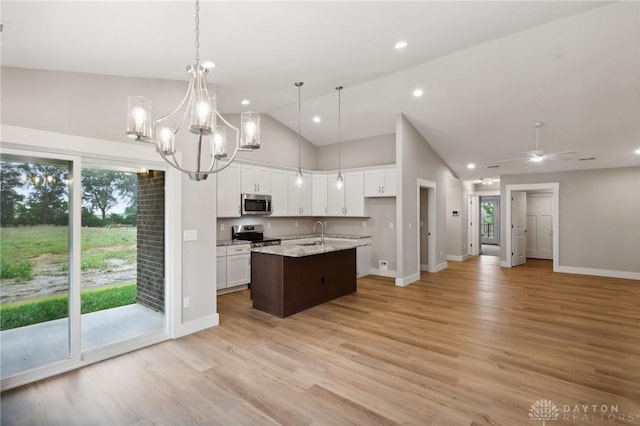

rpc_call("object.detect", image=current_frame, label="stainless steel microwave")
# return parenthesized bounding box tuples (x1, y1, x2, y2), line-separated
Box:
(241, 194, 272, 215)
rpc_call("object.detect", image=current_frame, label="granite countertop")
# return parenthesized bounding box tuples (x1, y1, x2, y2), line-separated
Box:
(217, 233, 371, 247)
(251, 240, 367, 258)
(277, 233, 372, 240)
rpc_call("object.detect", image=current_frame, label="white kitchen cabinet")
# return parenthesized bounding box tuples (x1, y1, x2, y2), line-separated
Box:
(226, 244, 251, 287)
(216, 257, 227, 290)
(216, 163, 241, 218)
(327, 171, 365, 216)
(287, 172, 312, 216)
(270, 169, 289, 216)
(241, 164, 271, 195)
(365, 168, 396, 197)
(312, 174, 328, 216)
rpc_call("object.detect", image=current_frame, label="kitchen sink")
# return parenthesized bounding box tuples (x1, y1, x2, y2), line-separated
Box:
(298, 241, 323, 246)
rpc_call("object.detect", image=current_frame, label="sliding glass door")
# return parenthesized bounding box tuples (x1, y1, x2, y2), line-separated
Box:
(1, 155, 73, 378)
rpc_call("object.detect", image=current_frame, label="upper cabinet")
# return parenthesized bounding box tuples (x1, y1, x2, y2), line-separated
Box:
(364, 168, 396, 197)
(217, 163, 241, 218)
(241, 164, 271, 195)
(327, 171, 365, 217)
(270, 169, 289, 216)
(287, 172, 312, 216)
(312, 174, 328, 216)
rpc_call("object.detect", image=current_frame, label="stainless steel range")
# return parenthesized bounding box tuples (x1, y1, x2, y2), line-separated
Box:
(231, 225, 281, 248)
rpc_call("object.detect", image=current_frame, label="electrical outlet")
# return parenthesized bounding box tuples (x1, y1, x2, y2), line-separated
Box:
(294, 221, 299, 228)
(183, 297, 191, 309)
(220, 223, 225, 231)
(379, 260, 388, 270)
(183, 230, 198, 241)
(389, 222, 394, 229)
(408, 223, 412, 230)
(267, 222, 271, 228)
(362, 221, 366, 228)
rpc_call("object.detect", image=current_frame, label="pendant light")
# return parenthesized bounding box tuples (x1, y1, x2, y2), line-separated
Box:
(295, 82, 304, 187)
(126, 0, 260, 181)
(335, 86, 344, 189)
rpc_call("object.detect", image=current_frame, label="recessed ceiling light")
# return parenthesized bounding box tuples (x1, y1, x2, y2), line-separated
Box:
(467, 163, 475, 169)
(312, 116, 321, 123)
(202, 61, 216, 69)
(413, 89, 423, 97)
(635, 148, 640, 155)
(394, 40, 408, 50)
(241, 99, 250, 106)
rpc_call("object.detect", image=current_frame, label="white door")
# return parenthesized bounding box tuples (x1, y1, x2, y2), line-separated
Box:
(312, 174, 328, 216)
(216, 257, 227, 289)
(511, 191, 527, 266)
(241, 165, 270, 194)
(364, 170, 384, 197)
(526, 193, 553, 259)
(226, 254, 251, 287)
(299, 175, 312, 216)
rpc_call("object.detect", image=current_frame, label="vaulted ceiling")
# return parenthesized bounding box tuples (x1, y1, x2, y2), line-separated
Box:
(2, 1, 639, 180)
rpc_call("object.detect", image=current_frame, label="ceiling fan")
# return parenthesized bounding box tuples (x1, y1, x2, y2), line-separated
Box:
(497, 121, 577, 164)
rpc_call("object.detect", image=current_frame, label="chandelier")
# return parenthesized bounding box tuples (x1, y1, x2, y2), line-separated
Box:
(126, 0, 260, 181)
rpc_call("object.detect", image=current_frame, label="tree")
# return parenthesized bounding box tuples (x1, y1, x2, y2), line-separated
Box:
(0, 161, 25, 227)
(81, 170, 137, 225)
(19, 163, 68, 225)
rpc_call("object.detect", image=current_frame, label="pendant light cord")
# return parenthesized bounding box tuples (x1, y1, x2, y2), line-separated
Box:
(194, 0, 200, 66)
(295, 82, 304, 175)
(337, 86, 343, 173)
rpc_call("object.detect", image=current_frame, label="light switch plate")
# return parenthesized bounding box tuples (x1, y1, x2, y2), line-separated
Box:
(183, 230, 198, 241)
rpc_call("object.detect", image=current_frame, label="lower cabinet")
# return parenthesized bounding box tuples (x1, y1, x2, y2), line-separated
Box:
(217, 244, 251, 291)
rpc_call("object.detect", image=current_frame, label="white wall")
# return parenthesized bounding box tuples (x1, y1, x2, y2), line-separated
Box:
(315, 133, 395, 171)
(500, 167, 640, 275)
(396, 114, 458, 284)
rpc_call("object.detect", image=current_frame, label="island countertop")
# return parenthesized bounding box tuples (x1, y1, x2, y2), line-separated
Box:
(251, 240, 368, 257)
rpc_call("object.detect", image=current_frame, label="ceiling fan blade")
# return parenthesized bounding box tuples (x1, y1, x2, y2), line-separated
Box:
(495, 156, 532, 163)
(548, 151, 579, 160)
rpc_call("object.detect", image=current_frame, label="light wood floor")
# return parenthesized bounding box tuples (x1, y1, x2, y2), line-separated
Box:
(2, 256, 639, 425)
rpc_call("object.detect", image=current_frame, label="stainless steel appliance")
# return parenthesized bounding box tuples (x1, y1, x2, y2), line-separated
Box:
(231, 224, 281, 248)
(241, 194, 272, 215)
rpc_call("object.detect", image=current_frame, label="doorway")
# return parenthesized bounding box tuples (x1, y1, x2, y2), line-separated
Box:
(415, 179, 436, 276)
(505, 183, 559, 271)
(479, 196, 500, 256)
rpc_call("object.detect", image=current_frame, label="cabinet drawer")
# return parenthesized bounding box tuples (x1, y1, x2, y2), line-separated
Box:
(216, 246, 227, 257)
(226, 245, 251, 255)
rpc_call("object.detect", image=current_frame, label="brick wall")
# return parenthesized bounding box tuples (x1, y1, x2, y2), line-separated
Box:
(137, 170, 165, 312)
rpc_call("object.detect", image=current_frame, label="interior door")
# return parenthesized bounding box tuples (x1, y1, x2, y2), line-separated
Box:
(526, 193, 553, 259)
(480, 196, 500, 245)
(511, 191, 527, 266)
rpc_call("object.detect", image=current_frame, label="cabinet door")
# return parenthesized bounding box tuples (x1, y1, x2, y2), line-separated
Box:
(312, 174, 328, 216)
(217, 163, 241, 217)
(382, 169, 396, 196)
(345, 171, 364, 216)
(326, 173, 345, 216)
(241, 165, 271, 194)
(364, 170, 384, 197)
(227, 254, 251, 287)
(270, 169, 289, 216)
(287, 172, 312, 216)
(216, 257, 227, 289)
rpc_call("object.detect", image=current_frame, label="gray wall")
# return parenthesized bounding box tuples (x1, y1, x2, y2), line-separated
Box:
(446, 177, 468, 257)
(500, 166, 640, 273)
(473, 181, 500, 192)
(315, 133, 395, 171)
(221, 113, 318, 170)
(1, 66, 218, 324)
(396, 114, 457, 281)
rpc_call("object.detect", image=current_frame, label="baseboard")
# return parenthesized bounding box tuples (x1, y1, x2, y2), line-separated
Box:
(555, 265, 640, 281)
(499, 261, 509, 267)
(175, 313, 220, 338)
(446, 255, 468, 262)
(370, 268, 397, 278)
(432, 262, 448, 272)
(420, 264, 429, 272)
(395, 272, 420, 287)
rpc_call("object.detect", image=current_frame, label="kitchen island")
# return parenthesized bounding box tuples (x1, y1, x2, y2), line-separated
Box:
(250, 241, 363, 318)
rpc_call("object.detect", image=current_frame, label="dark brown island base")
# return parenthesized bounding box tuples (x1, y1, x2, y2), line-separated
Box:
(250, 243, 359, 318)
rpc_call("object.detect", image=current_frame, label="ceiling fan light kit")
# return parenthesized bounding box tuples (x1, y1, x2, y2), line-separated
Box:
(495, 120, 577, 165)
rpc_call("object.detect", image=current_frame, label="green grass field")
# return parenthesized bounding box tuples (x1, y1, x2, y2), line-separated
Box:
(0, 283, 137, 330)
(0, 225, 136, 280)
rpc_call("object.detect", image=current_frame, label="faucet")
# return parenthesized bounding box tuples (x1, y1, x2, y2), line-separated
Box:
(313, 221, 325, 245)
